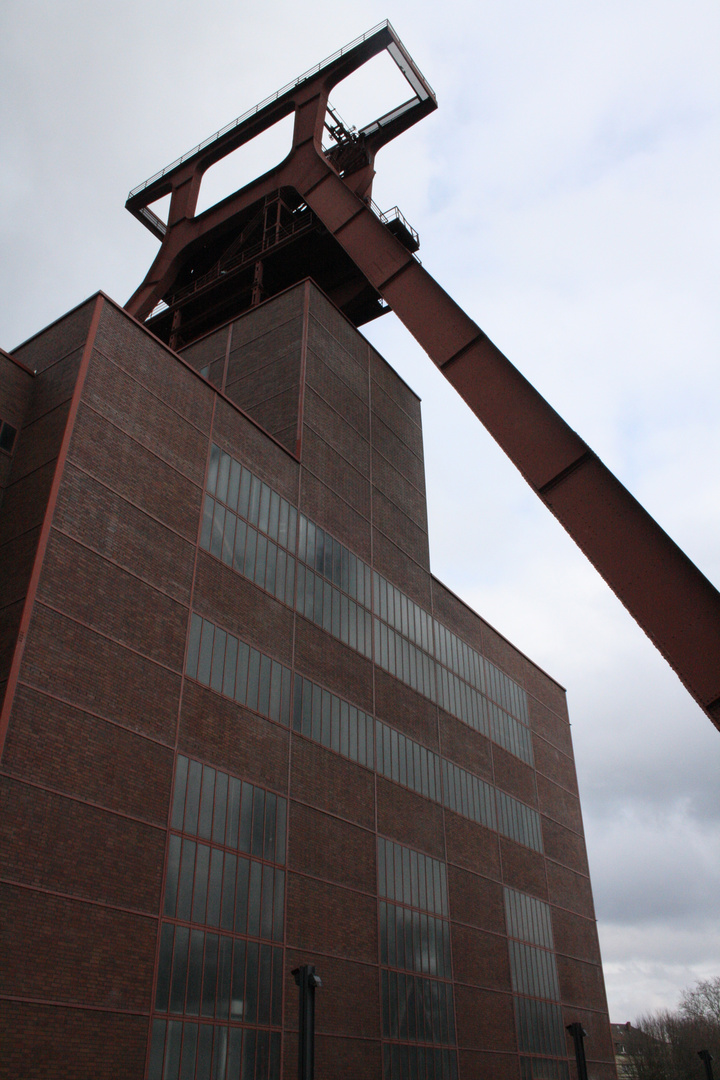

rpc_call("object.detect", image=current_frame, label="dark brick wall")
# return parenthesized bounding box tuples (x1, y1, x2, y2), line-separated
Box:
(0, 286, 615, 1078)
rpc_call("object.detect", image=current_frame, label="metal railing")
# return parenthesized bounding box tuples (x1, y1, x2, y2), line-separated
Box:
(129, 22, 394, 201)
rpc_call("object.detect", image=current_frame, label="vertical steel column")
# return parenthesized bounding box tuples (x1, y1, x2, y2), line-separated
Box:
(292, 964, 322, 1080)
(699, 1050, 715, 1080)
(567, 1022, 589, 1080)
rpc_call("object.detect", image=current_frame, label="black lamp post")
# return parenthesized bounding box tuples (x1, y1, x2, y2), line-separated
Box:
(698, 1050, 714, 1080)
(566, 1022, 589, 1080)
(292, 965, 322, 1080)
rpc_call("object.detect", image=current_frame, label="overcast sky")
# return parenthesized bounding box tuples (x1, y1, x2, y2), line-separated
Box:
(2, 0, 719, 1025)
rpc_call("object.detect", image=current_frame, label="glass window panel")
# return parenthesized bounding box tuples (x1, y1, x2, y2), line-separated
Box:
(272, 952, 283, 1027)
(210, 629, 226, 693)
(155, 923, 175, 1011)
(212, 773, 229, 846)
(267, 489, 280, 540)
(232, 517, 247, 574)
(234, 641, 249, 706)
(258, 654, 272, 717)
(198, 768, 215, 840)
(315, 528, 325, 574)
(184, 930, 204, 1018)
(192, 843, 211, 922)
(251, 788, 265, 859)
(272, 868, 285, 942)
(349, 599, 357, 650)
(210, 502, 226, 559)
(279, 666, 291, 728)
(206, 848, 223, 927)
(285, 554, 295, 606)
(260, 864, 274, 941)
(246, 649, 260, 711)
(311, 682, 322, 742)
(287, 505, 297, 554)
(231, 939, 246, 1020)
(215, 453, 230, 504)
(236, 467, 251, 521)
(306, 520, 316, 568)
(340, 700, 349, 758)
(254, 533, 268, 588)
(176, 839, 197, 921)
(184, 760, 203, 835)
(221, 852, 237, 931)
(297, 514, 308, 564)
(268, 660, 282, 723)
(301, 678, 312, 737)
(239, 784, 253, 853)
(234, 857, 250, 934)
(246, 475, 260, 526)
(331, 696, 341, 752)
(258, 944, 273, 1024)
(243, 526, 257, 578)
(222, 512, 236, 566)
(348, 552, 357, 599)
(171, 757, 189, 832)
(186, 614, 203, 680)
(244, 941, 259, 1023)
(169, 926, 190, 1013)
(164, 835, 182, 918)
(278, 499, 289, 549)
(332, 587, 340, 637)
(201, 933, 219, 1017)
(206, 444, 221, 495)
(324, 533, 333, 579)
(197, 620, 215, 686)
(275, 797, 287, 865)
(265, 540, 277, 594)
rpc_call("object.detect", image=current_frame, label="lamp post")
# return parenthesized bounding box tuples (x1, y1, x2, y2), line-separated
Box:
(566, 1022, 589, 1080)
(698, 1050, 714, 1080)
(292, 965, 322, 1080)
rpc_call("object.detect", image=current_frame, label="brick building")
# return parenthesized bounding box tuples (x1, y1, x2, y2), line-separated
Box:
(0, 276, 616, 1079)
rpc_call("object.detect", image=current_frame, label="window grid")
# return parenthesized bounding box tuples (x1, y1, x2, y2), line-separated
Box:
(504, 888, 555, 950)
(514, 998, 567, 1057)
(504, 887, 567, 1070)
(184, 615, 543, 853)
(203, 444, 532, 766)
(377, 838, 448, 917)
(375, 720, 443, 802)
(149, 1019, 280, 1080)
(520, 1058, 570, 1080)
(186, 613, 293, 730)
(380, 901, 452, 978)
(383, 1043, 459, 1080)
(151, 757, 287, 1080)
(381, 970, 457, 1046)
(292, 673, 374, 768)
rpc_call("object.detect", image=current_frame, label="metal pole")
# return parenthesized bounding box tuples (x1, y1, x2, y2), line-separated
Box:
(566, 1022, 589, 1080)
(698, 1050, 714, 1080)
(292, 965, 322, 1080)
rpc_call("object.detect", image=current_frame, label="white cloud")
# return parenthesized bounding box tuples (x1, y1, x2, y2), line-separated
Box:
(2, 0, 719, 1027)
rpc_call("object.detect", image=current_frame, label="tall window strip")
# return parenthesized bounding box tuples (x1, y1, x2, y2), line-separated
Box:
(292, 672, 374, 768)
(504, 887, 567, 1074)
(520, 1058, 570, 1080)
(148, 756, 286, 1080)
(504, 888, 555, 950)
(378, 838, 449, 917)
(201, 443, 532, 765)
(378, 839, 458, 1080)
(184, 614, 544, 853)
(186, 614, 293, 728)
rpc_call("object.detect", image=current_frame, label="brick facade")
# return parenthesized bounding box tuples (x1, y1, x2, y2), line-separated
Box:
(0, 282, 615, 1079)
